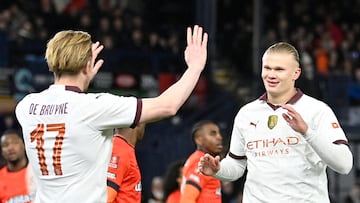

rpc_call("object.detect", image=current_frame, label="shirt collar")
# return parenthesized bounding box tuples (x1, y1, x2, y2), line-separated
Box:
(49, 85, 82, 93)
(259, 88, 303, 110)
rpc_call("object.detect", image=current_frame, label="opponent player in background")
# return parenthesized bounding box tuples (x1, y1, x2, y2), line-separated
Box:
(107, 124, 146, 203)
(0, 129, 36, 203)
(180, 120, 223, 203)
(15, 25, 208, 203)
(198, 42, 353, 203)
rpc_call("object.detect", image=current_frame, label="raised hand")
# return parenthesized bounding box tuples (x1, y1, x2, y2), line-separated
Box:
(280, 104, 308, 135)
(197, 153, 221, 176)
(184, 25, 208, 72)
(90, 41, 104, 79)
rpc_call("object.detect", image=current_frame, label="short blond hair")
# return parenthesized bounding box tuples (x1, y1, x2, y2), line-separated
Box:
(265, 42, 300, 67)
(45, 30, 92, 76)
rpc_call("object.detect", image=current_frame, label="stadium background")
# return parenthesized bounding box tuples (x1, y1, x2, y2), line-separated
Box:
(1, 0, 360, 202)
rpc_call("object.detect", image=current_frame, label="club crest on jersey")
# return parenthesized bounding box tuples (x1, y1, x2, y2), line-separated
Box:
(268, 115, 278, 129)
(108, 156, 119, 169)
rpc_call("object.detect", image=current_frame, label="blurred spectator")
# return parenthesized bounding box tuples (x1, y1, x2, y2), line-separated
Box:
(344, 181, 360, 203)
(146, 176, 164, 203)
(0, 129, 36, 202)
(95, 15, 111, 40)
(349, 67, 360, 106)
(0, 114, 20, 133)
(146, 31, 165, 52)
(77, 11, 93, 33)
(128, 29, 145, 51)
(112, 16, 129, 49)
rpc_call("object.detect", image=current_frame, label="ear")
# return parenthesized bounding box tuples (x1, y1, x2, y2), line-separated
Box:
(82, 61, 91, 75)
(293, 67, 301, 80)
(194, 135, 203, 146)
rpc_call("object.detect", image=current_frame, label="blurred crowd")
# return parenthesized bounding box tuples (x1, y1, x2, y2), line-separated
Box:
(217, 0, 360, 107)
(1, 0, 360, 107)
(0, 0, 188, 68)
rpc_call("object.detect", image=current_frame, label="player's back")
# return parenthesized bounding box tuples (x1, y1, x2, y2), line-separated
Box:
(15, 85, 139, 203)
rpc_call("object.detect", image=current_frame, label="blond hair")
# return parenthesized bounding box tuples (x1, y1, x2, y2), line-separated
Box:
(265, 42, 300, 66)
(45, 30, 92, 76)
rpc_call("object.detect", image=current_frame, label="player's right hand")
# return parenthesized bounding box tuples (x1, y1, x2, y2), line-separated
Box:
(197, 153, 221, 176)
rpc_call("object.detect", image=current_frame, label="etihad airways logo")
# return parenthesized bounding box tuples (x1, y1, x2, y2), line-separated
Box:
(246, 136, 300, 150)
(246, 136, 300, 157)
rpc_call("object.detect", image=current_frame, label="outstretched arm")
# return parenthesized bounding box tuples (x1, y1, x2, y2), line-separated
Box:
(140, 25, 208, 123)
(198, 153, 247, 182)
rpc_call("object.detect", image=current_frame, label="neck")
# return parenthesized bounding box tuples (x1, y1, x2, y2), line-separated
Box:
(118, 134, 136, 147)
(267, 88, 297, 105)
(197, 147, 218, 156)
(8, 158, 27, 172)
(54, 75, 86, 92)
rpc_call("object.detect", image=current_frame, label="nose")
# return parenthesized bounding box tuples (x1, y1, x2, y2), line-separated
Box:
(266, 70, 277, 79)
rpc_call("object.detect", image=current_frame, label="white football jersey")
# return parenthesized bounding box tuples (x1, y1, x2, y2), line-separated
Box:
(228, 90, 348, 203)
(15, 85, 141, 203)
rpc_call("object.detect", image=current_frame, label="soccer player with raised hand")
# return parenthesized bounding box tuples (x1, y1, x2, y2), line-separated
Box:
(15, 25, 208, 203)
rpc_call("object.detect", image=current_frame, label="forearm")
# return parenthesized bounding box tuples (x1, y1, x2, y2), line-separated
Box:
(159, 68, 202, 111)
(214, 157, 247, 182)
(305, 129, 353, 174)
(140, 68, 202, 123)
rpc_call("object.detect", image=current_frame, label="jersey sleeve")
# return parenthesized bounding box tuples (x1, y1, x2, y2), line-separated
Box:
(310, 103, 348, 143)
(303, 103, 353, 174)
(83, 94, 142, 130)
(183, 157, 212, 192)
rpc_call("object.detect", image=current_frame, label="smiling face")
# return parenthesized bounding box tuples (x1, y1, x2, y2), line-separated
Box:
(261, 50, 301, 104)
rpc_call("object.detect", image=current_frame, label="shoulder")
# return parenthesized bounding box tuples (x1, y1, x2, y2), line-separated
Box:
(0, 166, 7, 175)
(112, 138, 133, 156)
(84, 93, 139, 106)
(297, 94, 331, 111)
(234, 99, 262, 120)
(183, 151, 204, 173)
(186, 151, 203, 163)
(16, 93, 35, 108)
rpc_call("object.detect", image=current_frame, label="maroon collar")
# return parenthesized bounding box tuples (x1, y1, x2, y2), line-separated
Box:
(259, 88, 303, 110)
(65, 86, 82, 93)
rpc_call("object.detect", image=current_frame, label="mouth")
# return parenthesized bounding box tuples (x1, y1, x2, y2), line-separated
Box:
(266, 81, 279, 87)
(6, 153, 17, 160)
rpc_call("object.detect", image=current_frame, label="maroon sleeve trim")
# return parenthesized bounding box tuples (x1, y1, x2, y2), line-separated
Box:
(229, 152, 247, 160)
(333, 139, 349, 146)
(130, 99, 142, 128)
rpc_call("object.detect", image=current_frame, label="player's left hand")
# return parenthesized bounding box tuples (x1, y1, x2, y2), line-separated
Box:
(280, 104, 308, 135)
(184, 25, 208, 73)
